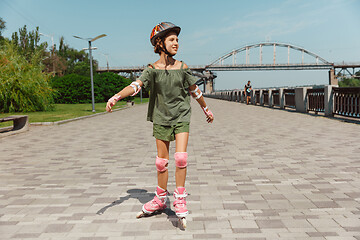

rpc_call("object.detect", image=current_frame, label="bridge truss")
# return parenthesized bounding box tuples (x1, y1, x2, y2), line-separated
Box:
(206, 42, 334, 71)
(333, 63, 360, 79)
(96, 42, 360, 91)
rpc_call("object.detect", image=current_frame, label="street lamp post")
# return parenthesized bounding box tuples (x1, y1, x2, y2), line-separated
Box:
(73, 34, 107, 112)
(40, 32, 54, 52)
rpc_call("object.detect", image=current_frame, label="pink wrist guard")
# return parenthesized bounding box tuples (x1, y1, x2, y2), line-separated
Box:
(202, 106, 213, 118)
(109, 94, 122, 103)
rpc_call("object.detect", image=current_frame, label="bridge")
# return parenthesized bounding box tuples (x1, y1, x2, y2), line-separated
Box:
(96, 42, 360, 92)
(1, 99, 360, 238)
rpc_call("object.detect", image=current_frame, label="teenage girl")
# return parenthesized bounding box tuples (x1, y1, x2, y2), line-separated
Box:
(106, 22, 214, 227)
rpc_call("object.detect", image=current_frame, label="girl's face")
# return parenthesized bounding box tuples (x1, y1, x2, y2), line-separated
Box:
(163, 32, 179, 56)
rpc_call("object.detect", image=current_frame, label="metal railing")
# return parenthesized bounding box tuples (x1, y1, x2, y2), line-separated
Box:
(284, 89, 295, 108)
(272, 90, 280, 106)
(263, 90, 269, 106)
(235, 91, 239, 102)
(255, 90, 260, 105)
(307, 88, 325, 113)
(204, 86, 360, 120)
(333, 87, 360, 118)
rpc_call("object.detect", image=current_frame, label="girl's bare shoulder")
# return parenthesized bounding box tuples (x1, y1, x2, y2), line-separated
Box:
(181, 61, 189, 69)
(171, 60, 187, 70)
(174, 60, 184, 69)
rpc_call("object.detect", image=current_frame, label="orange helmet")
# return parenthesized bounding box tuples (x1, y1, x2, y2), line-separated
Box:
(150, 22, 181, 46)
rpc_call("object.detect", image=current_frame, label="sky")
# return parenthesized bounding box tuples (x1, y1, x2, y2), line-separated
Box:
(1, 0, 359, 90)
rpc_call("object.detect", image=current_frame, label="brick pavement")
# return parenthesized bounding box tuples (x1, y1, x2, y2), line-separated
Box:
(0, 98, 360, 240)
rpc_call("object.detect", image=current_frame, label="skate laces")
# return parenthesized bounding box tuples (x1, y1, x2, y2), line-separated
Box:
(174, 188, 187, 208)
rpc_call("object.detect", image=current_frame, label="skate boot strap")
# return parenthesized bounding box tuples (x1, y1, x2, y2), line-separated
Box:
(174, 193, 187, 198)
(156, 191, 169, 199)
(153, 196, 166, 206)
(174, 191, 187, 199)
(155, 191, 169, 202)
(173, 198, 186, 206)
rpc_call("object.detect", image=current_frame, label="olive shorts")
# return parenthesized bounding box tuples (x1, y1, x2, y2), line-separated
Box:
(153, 122, 190, 142)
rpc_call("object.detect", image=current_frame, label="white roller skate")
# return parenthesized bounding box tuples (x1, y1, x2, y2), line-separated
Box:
(136, 186, 168, 218)
(173, 187, 188, 229)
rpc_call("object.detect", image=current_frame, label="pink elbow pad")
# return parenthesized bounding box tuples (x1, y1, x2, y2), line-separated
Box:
(130, 82, 141, 96)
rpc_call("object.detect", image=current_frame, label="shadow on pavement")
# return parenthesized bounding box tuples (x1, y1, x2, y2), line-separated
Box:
(96, 189, 183, 230)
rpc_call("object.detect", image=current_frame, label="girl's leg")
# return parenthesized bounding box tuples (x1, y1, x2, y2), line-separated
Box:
(156, 139, 170, 190)
(174, 132, 189, 187)
(137, 140, 169, 217)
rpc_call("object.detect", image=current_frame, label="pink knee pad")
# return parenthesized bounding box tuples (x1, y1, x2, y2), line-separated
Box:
(175, 152, 188, 168)
(156, 156, 169, 172)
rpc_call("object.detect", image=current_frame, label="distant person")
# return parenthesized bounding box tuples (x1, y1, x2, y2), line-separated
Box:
(245, 80, 252, 104)
(106, 22, 214, 228)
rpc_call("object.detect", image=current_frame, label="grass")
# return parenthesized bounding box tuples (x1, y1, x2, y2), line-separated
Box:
(0, 97, 148, 127)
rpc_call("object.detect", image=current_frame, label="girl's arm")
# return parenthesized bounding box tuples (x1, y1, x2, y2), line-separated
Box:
(106, 80, 143, 112)
(189, 84, 214, 123)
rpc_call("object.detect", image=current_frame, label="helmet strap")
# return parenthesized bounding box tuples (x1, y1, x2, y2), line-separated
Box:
(161, 38, 175, 57)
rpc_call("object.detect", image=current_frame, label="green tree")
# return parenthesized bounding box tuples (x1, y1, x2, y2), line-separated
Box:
(58, 36, 97, 76)
(11, 25, 46, 63)
(0, 17, 6, 37)
(0, 42, 54, 112)
(338, 77, 360, 87)
(3, 25, 100, 77)
(42, 49, 67, 76)
(0, 17, 7, 45)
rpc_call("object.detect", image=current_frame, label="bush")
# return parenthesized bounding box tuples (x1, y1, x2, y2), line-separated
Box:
(95, 72, 133, 102)
(51, 74, 91, 103)
(51, 72, 134, 104)
(338, 78, 360, 87)
(0, 42, 54, 113)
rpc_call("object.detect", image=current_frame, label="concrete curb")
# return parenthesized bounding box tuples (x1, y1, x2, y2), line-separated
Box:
(0, 105, 132, 138)
(30, 105, 131, 126)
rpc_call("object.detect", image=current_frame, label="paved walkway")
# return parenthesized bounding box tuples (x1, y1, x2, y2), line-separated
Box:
(1, 98, 360, 240)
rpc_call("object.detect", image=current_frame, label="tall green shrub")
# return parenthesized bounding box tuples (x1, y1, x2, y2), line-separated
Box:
(0, 42, 54, 112)
(95, 72, 132, 102)
(52, 74, 93, 103)
(51, 72, 133, 104)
